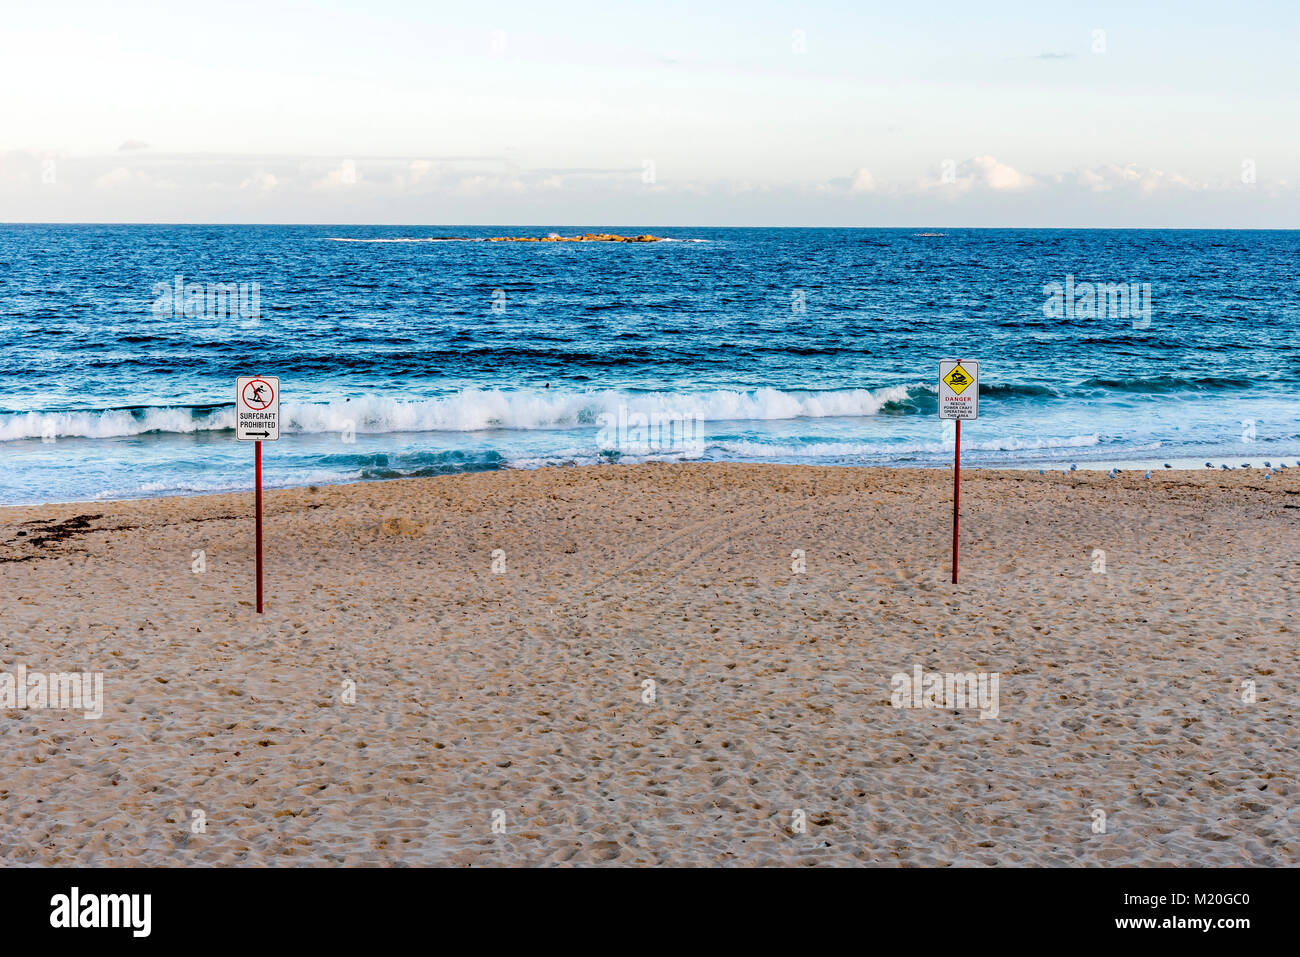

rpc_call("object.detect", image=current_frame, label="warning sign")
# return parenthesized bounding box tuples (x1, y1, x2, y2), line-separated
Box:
(943, 364, 974, 395)
(236, 376, 280, 440)
(938, 360, 978, 419)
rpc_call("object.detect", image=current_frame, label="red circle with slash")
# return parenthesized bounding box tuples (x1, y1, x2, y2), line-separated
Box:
(242, 378, 275, 410)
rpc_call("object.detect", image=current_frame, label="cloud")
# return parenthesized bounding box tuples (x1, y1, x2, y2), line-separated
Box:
(93, 167, 137, 188)
(965, 155, 1036, 191)
(311, 161, 360, 190)
(118, 139, 150, 151)
(831, 155, 1222, 199)
(455, 173, 526, 195)
(1053, 163, 1209, 193)
(920, 157, 1216, 198)
(239, 171, 279, 191)
(4, 148, 1285, 226)
(822, 167, 878, 193)
(918, 155, 1036, 195)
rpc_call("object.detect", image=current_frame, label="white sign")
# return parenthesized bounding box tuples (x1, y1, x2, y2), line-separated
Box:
(938, 360, 979, 419)
(236, 376, 280, 441)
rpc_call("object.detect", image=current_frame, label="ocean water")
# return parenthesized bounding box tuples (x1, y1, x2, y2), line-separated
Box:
(2, 224, 1298, 505)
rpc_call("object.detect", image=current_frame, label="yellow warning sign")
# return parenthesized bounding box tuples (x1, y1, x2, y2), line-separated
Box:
(943, 364, 974, 395)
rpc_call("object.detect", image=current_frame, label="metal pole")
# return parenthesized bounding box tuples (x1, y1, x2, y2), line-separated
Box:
(952, 418, 960, 584)
(255, 439, 263, 613)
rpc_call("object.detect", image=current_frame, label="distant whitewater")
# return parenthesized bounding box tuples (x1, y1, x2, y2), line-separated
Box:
(0, 386, 921, 441)
(1, 224, 1297, 504)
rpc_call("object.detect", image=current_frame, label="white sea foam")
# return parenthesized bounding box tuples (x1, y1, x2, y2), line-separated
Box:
(90, 469, 364, 500)
(0, 407, 236, 441)
(0, 386, 921, 441)
(711, 433, 1102, 458)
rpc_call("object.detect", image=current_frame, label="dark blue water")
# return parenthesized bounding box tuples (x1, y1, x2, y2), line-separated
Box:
(2, 224, 1298, 504)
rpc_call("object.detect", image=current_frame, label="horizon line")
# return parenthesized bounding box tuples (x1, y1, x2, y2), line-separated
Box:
(2, 222, 1298, 231)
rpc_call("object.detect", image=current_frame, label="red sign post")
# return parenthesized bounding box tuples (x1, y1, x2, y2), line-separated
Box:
(236, 376, 280, 614)
(255, 439, 263, 612)
(952, 418, 960, 584)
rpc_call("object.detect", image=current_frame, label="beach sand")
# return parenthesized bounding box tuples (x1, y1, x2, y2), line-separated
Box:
(1, 463, 1296, 866)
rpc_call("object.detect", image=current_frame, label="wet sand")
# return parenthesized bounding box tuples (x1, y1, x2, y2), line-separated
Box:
(1, 463, 1296, 865)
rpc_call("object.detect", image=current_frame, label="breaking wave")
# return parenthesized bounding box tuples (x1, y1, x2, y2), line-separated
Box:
(0, 385, 922, 441)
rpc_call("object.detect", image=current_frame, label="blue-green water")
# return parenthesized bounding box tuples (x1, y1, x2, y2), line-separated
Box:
(1, 225, 1297, 504)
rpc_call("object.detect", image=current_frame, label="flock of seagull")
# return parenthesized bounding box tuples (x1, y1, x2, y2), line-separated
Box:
(1038, 461, 1296, 480)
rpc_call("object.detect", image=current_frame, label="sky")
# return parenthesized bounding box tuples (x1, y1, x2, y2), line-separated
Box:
(1, 0, 1297, 226)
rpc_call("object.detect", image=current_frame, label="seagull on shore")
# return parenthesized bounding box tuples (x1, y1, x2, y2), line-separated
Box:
(1039, 469, 1045, 475)
(1070, 464, 1077, 471)
(1264, 461, 1271, 467)
(1205, 462, 1213, 468)
(1107, 468, 1117, 478)
(1164, 463, 1172, 469)
(1242, 463, 1251, 468)
(1144, 470, 1151, 479)
(1221, 464, 1231, 470)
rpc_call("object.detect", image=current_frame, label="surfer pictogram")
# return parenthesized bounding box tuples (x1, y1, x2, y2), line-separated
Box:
(242, 378, 274, 410)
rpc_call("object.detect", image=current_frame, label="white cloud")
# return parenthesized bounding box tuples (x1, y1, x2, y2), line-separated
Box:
(93, 167, 136, 188)
(913, 155, 1036, 195)
(1054, 163, 1209, 193)
(964, 155, 1035, 192)
(455, 173, 527, 194)
(310, 161, 360, 190)
(3, 148, 1292, 225)
(239, 170, 279, 191)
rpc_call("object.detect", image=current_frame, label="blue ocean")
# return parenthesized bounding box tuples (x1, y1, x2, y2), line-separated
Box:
(2, 225, 1297, 505)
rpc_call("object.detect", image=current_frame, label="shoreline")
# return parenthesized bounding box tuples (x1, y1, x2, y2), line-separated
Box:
(6, 454, 1296, 510)
(5, 459, 1295, 530)
(2, 462, 1296, 865)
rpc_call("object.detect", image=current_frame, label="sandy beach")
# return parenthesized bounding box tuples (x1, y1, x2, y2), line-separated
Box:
(1, 463, 1296, 866)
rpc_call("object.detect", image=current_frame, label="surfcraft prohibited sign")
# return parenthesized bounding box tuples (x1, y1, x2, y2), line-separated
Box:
(938, 360, 979, 419)
(236, 376, 280, 440)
